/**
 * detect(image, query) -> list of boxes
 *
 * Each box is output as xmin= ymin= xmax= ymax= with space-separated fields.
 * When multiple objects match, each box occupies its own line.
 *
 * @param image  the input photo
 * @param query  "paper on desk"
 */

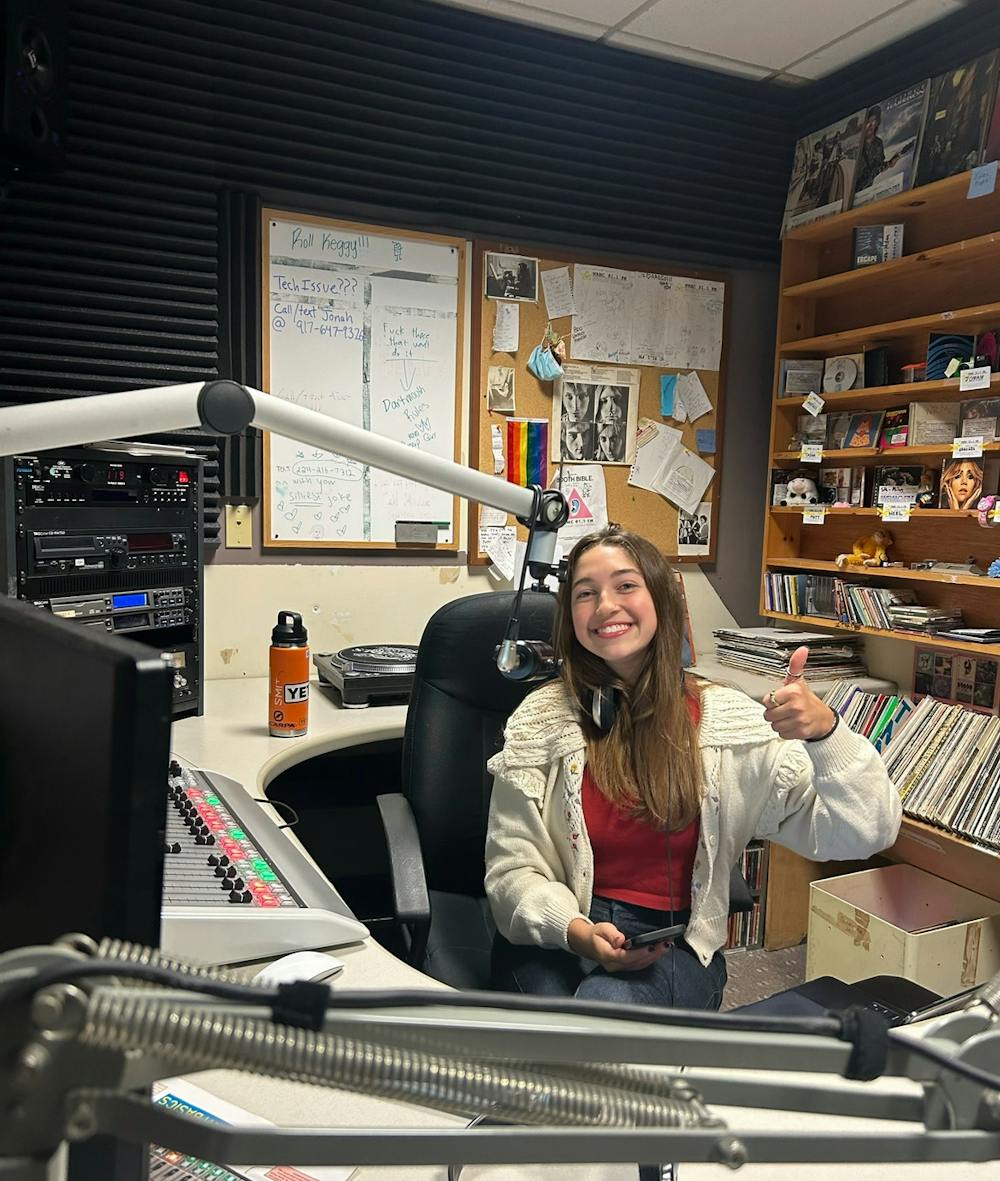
xmin=480 ymin=524 xmax=516 ymax=580
xmin=655 ymin=443 xmax=716 ymax=514
xmin=676 ymin=370 xmax=712 ymax=422
xmin=628 ymin=417 xmax=682 ymax=493
xmin=492 ymin=302 xmax=519 ymax=353
xmin=151 ymin=1078 xmax=356 ymax=1180
xmin=541 ymin=266 xmax=575 ymax=319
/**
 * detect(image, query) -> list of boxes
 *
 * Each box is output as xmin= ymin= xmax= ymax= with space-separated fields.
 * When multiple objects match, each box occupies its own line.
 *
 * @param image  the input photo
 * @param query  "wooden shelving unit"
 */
xmin=761 ymin=170 xmax=1000 ymax=948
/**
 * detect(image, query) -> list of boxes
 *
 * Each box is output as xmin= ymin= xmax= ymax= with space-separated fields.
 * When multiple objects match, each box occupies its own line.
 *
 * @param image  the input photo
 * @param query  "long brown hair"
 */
xmin=555 ymin=527 xmax=702 ymax=829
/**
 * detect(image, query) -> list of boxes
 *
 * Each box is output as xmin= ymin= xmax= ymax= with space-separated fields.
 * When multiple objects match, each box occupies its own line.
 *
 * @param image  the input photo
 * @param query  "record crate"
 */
xmin=806 ymin=863 xmax=1000 ymax=997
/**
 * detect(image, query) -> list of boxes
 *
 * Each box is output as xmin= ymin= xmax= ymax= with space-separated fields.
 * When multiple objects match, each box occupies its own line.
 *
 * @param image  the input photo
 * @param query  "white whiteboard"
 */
xmin=263 ymin=211 xmax=465 ymax=548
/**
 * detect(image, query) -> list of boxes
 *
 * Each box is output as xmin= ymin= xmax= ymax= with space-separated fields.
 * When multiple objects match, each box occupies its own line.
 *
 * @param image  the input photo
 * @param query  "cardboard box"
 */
xmin=806 ymin=864 xmax=1000 ymax=996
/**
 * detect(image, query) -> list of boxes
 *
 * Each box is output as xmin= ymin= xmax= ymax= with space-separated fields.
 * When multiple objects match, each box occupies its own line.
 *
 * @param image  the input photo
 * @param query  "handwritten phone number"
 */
xmin=272 ymin=320 xmax=364 ymax=340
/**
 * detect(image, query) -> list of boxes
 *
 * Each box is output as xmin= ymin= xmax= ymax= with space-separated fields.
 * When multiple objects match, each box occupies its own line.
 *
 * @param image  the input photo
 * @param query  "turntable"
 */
xmin=313 ymin=644 xmax=418 ymax=708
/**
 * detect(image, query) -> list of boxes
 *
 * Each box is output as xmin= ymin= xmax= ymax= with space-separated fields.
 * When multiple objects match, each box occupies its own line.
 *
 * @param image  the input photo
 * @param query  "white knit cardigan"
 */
xmin=484 ymin=679 xmax=902 ymax=966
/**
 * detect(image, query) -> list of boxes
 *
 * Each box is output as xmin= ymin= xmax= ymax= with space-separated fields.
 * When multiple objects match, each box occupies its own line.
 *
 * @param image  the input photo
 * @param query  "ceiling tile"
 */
xmin=621 ymin=0 xmax=911 ymax=71
xmin=509 ymin=0 xmax=651 ymax=24
xmin=605 ymin=30 xmax=773 ymax=78
xmin=787 ymin=0 xmax=966 ymax=78
xmin=428 ymin=0 xmax=608 ymax=38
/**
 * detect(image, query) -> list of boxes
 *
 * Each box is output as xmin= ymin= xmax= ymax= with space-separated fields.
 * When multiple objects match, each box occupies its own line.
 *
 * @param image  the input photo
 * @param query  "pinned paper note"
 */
xmin=557 ymin=464 xmax=608 ymax=546
xmin=479 ymin=525 xmax=516 ymax=581
xmin=655 ymin=444 xmax=715 ymax=515
xmin=660 ymin=373 xmax=678 ymax=418
xmin=487 ymin=365 xmax=515 ymax=411
xmin=540 ymin=267 xmax=575 ymax=319
xmin=676 ymin=371 xmax=712 ymax=422
xmin=493 ymin=302 xmax=519 ymax=353
xmin=628 ymin=417 xmax=682 ymax=493
xmin=480 ymin=506 xmax=507 ymax=528
xmin=491 ymin=424 xmax=504 ymax=473
xmin=802 ymin=507 xmax=826 ymax=524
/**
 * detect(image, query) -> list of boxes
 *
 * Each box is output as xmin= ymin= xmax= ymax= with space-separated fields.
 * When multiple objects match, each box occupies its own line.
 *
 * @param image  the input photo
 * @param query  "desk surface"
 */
xmin=166 ymin=679 xmax=983 ymax=1181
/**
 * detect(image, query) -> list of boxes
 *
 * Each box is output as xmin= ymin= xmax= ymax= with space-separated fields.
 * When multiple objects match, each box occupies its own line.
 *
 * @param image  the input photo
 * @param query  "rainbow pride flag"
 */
xmin=506 ymin=418 xmax=548 ymax=488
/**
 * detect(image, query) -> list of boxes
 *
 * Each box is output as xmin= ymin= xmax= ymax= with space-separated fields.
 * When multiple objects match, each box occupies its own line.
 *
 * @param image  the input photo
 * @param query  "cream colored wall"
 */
xmin=202 ymin=562 xmax=738 ymax=679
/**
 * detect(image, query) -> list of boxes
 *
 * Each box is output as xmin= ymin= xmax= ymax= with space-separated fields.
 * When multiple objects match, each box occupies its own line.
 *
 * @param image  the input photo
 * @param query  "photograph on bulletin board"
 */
xmin=553 ymin=363 xmax=640 ymax=466
xmin=470 ymin=240 xmax=728 ymax=566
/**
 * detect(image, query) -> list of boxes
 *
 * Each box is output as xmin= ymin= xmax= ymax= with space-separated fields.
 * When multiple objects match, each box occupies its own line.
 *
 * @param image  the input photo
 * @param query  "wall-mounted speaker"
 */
xmin=1 ymin=0 xmax=67 ymax=179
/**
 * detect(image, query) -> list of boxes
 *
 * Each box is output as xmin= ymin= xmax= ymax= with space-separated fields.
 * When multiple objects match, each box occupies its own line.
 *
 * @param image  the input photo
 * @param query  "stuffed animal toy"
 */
xmin=835 ymin=529 xmax=895 ymax=568
xmin=781 ymin=474 xmax=820 ymax=506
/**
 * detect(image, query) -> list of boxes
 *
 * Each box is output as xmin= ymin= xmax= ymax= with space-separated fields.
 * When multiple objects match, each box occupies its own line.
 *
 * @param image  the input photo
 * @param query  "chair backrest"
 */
xmin=401 ymin=589 xmax=558 ymax=897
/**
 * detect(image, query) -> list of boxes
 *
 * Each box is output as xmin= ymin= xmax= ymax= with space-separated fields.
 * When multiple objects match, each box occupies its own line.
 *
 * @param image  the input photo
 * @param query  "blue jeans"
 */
xmin=491 ymin=896 xmax=727 ymax=1010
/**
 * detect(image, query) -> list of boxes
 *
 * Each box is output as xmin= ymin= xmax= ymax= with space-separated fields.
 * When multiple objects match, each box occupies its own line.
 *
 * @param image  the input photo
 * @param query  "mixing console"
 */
xmin=161 ymin=762 xmax=368 ymax=964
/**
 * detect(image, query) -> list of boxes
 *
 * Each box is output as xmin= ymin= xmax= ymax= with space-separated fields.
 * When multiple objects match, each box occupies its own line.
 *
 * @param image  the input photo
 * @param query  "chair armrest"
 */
xmin=375 ymin=793 xmax=431 ymax=965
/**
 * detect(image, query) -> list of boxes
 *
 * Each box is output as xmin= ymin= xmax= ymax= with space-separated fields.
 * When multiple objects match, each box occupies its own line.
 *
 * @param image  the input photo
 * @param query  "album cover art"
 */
xmin=959 ymin=396 xmax=1000 ymax=441
xmin=915 ymin=51 xmax=999 ymax=187
xmin=926 ymin=332 xmax=976 ymax=381
xmin=842 ymin=410 xmax=883 ymax=449
xmin=851 ymin=83 xmax=929 ymax=207
xmin=782 ymin=111 xmax=865 ymax=235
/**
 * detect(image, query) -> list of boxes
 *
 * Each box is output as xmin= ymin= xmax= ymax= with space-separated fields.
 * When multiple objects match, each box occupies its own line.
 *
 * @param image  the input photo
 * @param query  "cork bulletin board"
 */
xmin=469 ymin=241 xmax=730 ymax=565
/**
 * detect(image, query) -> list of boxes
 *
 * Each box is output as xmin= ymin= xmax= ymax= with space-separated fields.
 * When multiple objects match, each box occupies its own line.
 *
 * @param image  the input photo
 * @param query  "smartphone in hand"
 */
xmin=622 ymin=922 xmax=686 ymax=950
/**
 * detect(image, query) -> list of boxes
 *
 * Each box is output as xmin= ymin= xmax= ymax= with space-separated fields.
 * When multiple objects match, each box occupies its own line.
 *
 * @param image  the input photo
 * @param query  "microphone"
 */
xmin=495 ymin=639 xmax=561 ymax=683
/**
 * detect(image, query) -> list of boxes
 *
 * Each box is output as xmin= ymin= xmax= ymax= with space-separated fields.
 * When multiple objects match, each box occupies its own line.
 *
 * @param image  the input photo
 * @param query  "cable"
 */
xmin=252 ymin=797 xmax=300 ymax=830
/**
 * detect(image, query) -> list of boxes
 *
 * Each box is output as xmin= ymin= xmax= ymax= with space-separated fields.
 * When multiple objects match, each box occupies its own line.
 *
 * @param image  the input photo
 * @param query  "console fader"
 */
xmin=161 ymin=762 xmax=368 ymax=964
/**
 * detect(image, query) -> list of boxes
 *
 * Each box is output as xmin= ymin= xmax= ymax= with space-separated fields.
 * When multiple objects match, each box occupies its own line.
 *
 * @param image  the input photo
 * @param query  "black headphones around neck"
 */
xmin=590 ymin=685 xmax=618 ymax=732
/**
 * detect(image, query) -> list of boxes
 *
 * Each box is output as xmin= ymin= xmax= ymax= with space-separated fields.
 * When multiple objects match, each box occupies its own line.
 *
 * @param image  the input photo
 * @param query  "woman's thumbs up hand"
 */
xmin=761 ymin=646 xmax=838 ymax=740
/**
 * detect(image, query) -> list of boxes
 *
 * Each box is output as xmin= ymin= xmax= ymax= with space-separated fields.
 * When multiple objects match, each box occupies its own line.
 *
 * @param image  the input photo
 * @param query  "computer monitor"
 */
xmin=0 ymin=596 xmax=174 ymax=953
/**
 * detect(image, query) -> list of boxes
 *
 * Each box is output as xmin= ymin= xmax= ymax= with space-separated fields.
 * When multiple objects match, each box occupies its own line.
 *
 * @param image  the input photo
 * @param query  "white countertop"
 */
xmin=160 ymin=678 xmax=983 ymax=1181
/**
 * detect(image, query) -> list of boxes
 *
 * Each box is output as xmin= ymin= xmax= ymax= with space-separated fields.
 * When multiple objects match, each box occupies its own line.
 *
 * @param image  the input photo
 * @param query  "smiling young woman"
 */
xmin=484 ymin=525 xmax=902 ymax=1011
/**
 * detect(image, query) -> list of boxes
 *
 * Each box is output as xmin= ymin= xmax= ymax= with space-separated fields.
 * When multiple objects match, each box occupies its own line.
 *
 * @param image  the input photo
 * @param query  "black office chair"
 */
xmin=376 ymin=589 xmax=753 ymax=990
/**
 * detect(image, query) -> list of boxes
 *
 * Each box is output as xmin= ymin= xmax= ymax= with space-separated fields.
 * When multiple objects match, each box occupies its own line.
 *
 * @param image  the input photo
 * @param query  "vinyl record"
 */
xmin=823 ymin=356 xmax=859 ymax=393
xmin=333 ymin=644 xmax=418 ymax=674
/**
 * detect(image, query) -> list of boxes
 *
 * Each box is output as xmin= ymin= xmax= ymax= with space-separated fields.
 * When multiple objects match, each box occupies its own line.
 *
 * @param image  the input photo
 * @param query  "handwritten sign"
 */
xmin=952 ymin=435 xmax=984 ymax=458
xmin=880 ymin=503 xmax=911 ymax=523
xmin=800 ymin=443 xmax=823 ymax=463
xmin=266 ymin=215 xmax=462 ymax=545
xmin=802 ymin=391 xmax=825 ymax=416
xmin=960 ymin=365 xmax=991 ymax=391
xmin=802 ymin=507 xmax=826 ymax=524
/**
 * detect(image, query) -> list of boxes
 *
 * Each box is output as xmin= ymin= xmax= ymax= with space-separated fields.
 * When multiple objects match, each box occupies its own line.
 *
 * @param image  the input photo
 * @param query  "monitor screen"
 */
xmin=0 ymin=597 xmax=173 ymax=953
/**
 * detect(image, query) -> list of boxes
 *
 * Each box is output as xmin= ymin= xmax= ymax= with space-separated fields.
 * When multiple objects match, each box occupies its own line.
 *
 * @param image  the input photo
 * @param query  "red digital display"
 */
xmin=178 ymin=470 xmax=190 ymax=484
xmin=127 ymin=533 xmax=173 ymax=552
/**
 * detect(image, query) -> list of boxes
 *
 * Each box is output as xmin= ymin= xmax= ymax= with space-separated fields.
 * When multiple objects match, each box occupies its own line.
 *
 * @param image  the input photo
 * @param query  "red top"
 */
xmin=582 ymin=695 xmax=701 ymax=912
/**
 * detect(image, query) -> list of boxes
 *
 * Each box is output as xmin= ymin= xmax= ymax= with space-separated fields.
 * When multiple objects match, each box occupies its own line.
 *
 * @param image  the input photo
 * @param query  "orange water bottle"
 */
xmin=269 ymin=610 xmax=309 ymax=737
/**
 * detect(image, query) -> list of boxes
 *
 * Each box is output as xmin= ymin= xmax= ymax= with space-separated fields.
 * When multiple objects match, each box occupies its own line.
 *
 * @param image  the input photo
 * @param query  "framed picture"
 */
xmin=842 ymin=410 xmax=884 ymax=449
xmin=484 ymin=252 xmax=539 ymax=302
